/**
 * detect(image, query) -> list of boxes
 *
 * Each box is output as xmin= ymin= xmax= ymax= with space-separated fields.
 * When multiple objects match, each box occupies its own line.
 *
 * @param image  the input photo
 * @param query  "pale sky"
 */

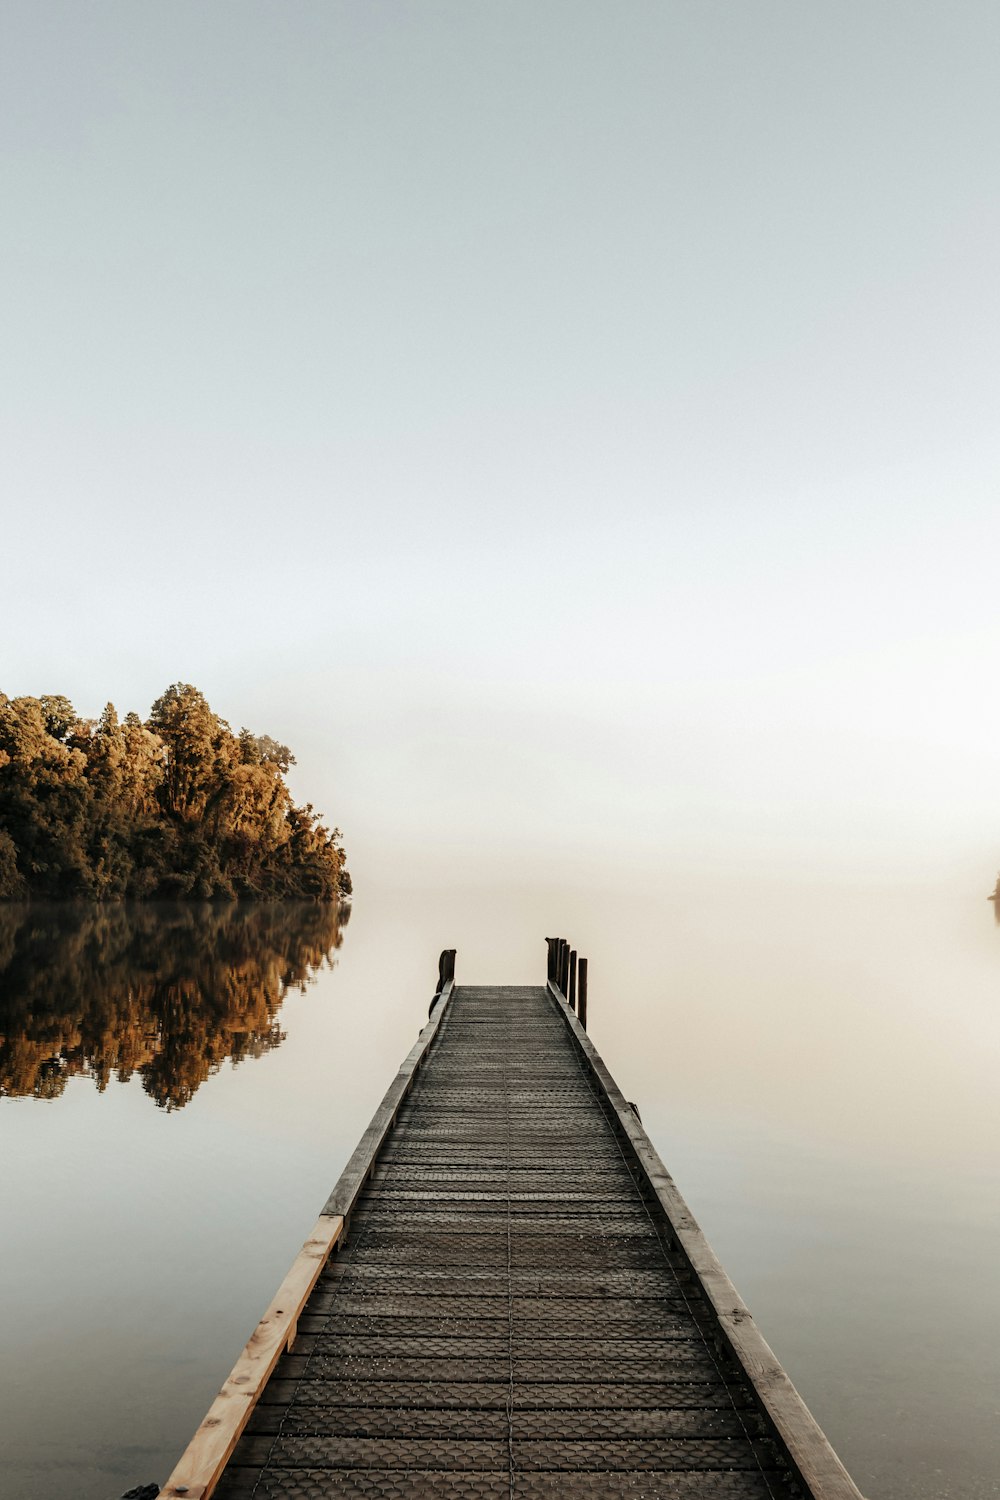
xmin=4 ymin=2 xmax=1000 ymax=891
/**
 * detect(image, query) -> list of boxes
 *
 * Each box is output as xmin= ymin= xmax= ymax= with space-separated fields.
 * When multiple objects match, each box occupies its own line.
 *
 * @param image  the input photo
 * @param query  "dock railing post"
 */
xmin=577 ymin=957 xmax=588 ymax=1029
xmin=568 ymin=949 xmax=577 ymax=1012
xmin=431 ymin=949 xmax=457 ymax=1016
xmin=545 ymin=937 xmax=557 ymax=982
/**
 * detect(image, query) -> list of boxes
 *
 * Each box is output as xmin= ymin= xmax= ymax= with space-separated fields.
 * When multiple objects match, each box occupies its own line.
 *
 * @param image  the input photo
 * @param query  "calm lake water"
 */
xmin=1 ymin=880 xmax=999 ymax=1499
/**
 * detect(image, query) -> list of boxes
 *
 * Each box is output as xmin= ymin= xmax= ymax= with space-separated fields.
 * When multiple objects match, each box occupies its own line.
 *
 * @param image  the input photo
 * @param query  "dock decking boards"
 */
xmin=200 ymin=983 xmax=848 ymax=1499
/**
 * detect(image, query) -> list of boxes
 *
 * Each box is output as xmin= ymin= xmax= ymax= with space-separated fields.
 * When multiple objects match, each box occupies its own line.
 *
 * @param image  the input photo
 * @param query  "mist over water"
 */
xmin=1 ymin=881 xmax=998 ymax=1498
xmin=5 ymin=4 xmax=1000 ymax=1496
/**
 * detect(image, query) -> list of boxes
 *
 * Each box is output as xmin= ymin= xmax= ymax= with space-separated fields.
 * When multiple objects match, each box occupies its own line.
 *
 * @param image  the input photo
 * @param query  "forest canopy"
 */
xmin=0 ymin=684 xmax=351 ymax=901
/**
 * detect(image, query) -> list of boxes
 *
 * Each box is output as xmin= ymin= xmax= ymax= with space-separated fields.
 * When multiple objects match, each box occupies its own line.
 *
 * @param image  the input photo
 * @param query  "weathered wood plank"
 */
xmin=159 ymin=1214 xmax=343 ymax=1500
xmin=213 ymin=1468 xmax=796 ymax=1499
xmin=163 ymin=978 xmax=864 ymax=1500
xmin=546 ymin=977 xmax=865 ymax=1500
xmin=321 ymin=978 xmax=455 ymax=1219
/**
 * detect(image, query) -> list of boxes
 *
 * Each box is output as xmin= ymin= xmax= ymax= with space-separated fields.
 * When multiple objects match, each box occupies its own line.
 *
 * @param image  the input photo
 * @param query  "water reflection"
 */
xmin=0 ymin=902 xmax=348 ymax=1109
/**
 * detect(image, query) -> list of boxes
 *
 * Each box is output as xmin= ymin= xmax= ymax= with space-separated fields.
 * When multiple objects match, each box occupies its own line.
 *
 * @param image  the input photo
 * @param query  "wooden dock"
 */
xmin=161 ymin=942 xmax=864 ymax=1499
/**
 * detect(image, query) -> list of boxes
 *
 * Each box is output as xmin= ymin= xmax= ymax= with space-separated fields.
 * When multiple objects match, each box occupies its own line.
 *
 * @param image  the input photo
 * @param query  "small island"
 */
xmin=0 ymin=683 xmax=350 ymax=901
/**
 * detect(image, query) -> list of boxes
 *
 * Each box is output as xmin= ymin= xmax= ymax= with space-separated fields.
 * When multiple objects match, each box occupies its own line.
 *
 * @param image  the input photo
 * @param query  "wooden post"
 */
xmin=433 ymin=949 xmax=456 ymax=1013
xmin=560 ymin=940 xmax=569 ymax=994
xmin=568 ymin=950 xmax=577 ymax=1012
xmin=577 ymin=958 xmax=588 ymax=1030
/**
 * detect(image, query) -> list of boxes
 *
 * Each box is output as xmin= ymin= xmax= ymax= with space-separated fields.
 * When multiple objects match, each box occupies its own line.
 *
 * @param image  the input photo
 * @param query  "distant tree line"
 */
xmin=0 ymin=684 xmax=351 ymax=901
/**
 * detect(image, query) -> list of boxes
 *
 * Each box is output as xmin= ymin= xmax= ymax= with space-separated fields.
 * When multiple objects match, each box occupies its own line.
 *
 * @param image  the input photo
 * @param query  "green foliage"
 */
xmin=0 ymin=685 xmax=350 ymax=901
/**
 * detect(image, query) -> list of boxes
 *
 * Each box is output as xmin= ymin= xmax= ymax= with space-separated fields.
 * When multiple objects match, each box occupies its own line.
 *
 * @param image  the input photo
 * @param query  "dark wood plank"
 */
xmin=163 ymin=981 xmax=862 ymax=1500
xmin=321 ymin=979 xmax=455 ymax=1219
xmin=546 ymin=976 xmax=864 ymax=1500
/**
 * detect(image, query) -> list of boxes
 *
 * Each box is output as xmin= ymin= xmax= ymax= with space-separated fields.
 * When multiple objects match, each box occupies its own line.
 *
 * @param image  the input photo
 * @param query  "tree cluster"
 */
xmin=0 ymin=900 xmax=347 ymax=1108
xmin=0 ymin=684 xmax=351 ymax=901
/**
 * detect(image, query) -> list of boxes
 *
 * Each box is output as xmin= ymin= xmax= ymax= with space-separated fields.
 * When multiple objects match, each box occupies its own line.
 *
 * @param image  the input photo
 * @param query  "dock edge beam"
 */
xmin=159 ymin=976 xmax=457 ymax=1500
xmin=545 ymin=974 xmax=866 ymax=1500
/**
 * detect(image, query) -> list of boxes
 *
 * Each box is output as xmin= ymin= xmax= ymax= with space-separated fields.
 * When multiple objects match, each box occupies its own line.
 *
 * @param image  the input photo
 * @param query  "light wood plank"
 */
xmin=159 ymin=1214 xmax=343 ymax=1500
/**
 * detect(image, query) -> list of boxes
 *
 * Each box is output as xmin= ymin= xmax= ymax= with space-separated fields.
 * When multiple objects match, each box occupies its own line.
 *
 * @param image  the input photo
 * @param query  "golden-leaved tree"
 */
xmin=0 ymin=684 xmax=350 ymax=900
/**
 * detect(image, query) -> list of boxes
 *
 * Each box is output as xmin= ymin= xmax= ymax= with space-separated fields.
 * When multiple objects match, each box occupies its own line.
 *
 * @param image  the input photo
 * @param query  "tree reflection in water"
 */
xmin=0 ymin=901 xmax=348 ymax=1108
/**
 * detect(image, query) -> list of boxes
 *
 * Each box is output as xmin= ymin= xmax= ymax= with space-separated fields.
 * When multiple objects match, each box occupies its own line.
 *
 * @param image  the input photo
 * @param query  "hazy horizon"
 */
xmin=5 ymin=2 xmax=1000 ymax=895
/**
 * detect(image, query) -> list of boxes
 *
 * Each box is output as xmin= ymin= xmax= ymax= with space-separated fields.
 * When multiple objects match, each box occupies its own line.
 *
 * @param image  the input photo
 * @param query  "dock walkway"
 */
xmin=162 ymin=962 xmax=863 ymax=1499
